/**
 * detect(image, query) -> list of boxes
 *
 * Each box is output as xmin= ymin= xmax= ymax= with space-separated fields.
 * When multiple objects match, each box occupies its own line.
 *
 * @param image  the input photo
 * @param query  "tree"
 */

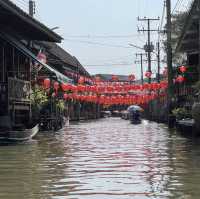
xmin=162 ymin=12 xmax=187 ymax=66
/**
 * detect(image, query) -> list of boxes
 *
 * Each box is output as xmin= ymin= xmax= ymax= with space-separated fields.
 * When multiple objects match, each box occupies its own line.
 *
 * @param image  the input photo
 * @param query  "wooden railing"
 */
xmin=174 ymin=85 xmax=194 ymax=96
xmin=7 ymin=71 xmax=30 ymax=81
xmin=8 ymin=77 xmax=31 ymax=102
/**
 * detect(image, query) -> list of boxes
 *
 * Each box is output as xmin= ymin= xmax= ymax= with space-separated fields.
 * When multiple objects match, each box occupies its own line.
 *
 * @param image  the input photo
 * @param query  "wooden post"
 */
xmin=166 ymin=0 xmax=174 ymax=126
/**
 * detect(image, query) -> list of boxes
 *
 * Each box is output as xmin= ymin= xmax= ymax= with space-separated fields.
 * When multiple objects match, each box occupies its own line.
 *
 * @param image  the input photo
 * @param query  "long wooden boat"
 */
xmin=130 ymin=119 xmax=142 ymax=124
xmin=0 ymin=124 xmax=39 ymax=142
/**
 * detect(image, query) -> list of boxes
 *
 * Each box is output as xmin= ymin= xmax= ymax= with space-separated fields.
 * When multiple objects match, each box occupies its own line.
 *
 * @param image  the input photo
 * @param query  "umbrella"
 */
xmin=127 ymin=105 xmax=144 ymax=112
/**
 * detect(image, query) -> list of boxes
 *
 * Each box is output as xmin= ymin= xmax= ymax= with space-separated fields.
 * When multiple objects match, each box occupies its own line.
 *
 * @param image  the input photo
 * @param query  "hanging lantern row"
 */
xmin=44 ymin=80 xmax=168 ymax=94
xmin=64 ymin=71 xmax=138 ymax=85
xmin=64 ymin=71 xmax=93 ymax=84
xmin=61 ymin=92 xmax=167 ymax=106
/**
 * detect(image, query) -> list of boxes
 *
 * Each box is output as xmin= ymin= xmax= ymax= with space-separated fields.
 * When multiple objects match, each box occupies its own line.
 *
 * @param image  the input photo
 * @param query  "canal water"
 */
xmin=0 ymin=118 xmax=200 ymax=199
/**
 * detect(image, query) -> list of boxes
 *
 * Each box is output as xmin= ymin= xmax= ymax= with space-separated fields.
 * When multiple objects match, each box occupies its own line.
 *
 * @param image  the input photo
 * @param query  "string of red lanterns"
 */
xmin=42 ymin=77 xmax=169 ymax=106
xmin=43 ymin=79 xmax=168 ymax=94
xmin=61 ymin=92 xmax=167 ymax=106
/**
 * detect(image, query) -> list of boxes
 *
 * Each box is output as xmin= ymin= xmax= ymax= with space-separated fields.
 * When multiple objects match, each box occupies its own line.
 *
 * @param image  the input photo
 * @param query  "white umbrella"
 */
xmin=127 ymin=105 xmax=143 ymax=112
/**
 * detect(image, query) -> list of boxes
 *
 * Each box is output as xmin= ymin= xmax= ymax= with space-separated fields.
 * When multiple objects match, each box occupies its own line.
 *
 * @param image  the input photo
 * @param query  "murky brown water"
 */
xmin=0 ymin=118 xmax=200 ymax=199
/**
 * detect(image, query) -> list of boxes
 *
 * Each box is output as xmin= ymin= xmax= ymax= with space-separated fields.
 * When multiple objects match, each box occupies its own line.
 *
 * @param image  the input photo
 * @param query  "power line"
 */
xmin=159 ymin=0 xmax=166 ymax=33
xmin=64 ymin=39 xmax=134 ymax=49
xmin=172 ymin=0 xmax=182 ymax=14
xmin=11 ymin=0 xmax=28 ymax=10
xmin=65 ymin=34 xmax=145 ymax=39
xmin=65 ymin=33 xmax=158 ymax=39
xmin=84 ymin=63 xmax=135 ymax=67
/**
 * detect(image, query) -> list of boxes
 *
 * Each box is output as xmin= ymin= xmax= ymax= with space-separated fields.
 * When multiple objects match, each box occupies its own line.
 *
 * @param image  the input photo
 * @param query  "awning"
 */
xmin=0 ymin=32 xmax=73 ymax=84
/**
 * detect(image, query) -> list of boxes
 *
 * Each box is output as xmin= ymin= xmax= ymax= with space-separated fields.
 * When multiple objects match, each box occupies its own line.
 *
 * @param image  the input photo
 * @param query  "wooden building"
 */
xmin=176 ymin=0 xmax=200 ymax=83
xmin=33 ymin=41 xmax=90 ymax=83
xmin=0 ymin=0 xmax=65 ymax=129
xmin=174 ymin=0 xmax=200 ymax=108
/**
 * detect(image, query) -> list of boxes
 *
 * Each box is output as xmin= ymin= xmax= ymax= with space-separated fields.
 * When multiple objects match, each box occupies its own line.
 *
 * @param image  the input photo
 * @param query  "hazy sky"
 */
xmin=13 ymin=0 xmax=191 ymax=78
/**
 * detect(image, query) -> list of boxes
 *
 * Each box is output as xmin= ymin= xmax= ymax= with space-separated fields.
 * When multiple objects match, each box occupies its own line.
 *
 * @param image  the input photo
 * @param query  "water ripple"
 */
xmin=0 ymin=118 xmax=200 ymax=199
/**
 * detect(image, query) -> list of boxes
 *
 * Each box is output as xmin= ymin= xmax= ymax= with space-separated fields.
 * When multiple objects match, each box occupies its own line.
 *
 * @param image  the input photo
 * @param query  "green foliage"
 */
xmin=193 ymin=81 xmax=200 ymax=91
xmin=162 ymin=12 xmax=187 ymax=65
xmin=31 ymin=85 xmax=48 ymax=109
xmin=55 ymin=100 xmax=65 ymax=111
xmin=192 ymin=102 xmax=200 ymax=122
xmin=172 ymin=107 xmax=191 ymax=120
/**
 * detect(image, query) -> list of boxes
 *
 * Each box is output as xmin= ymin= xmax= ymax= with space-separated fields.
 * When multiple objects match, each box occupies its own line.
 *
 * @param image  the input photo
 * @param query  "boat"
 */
xmin=121 ymin=110 xmax=129 ymax=120
xmin=0 ymin=124 xmax=39 ymax=142
xmin=101 ymin=111 xmax=112 ymax=118
xmin=127 ymin=105 xmax=143 ymax=124
xmin=40 ymin=115 xmax=69 ymax=131
xmin=130 ymin=117 xmax=141 ymax=124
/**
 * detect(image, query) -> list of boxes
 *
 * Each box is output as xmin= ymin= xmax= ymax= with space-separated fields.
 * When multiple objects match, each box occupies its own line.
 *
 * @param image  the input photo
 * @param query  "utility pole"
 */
xmin=29 ymin=0 xmax=35 ymax=17
xmin=135 ymin=53 xmax=146 ymax=85
xmin=166 ymin=0 xmax=174 ymax=122
xmin=28 ymin=0 xmax=35 ymax=123
xmin=138 ymin=17 xmax=160 ymax=83
xmin=157 ymin=42 xmax=161 ymax=83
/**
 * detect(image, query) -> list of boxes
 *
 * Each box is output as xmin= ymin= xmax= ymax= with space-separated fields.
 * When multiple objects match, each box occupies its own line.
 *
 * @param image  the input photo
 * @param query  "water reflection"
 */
xmin=0 ymin=118 xmax=200 ymax=198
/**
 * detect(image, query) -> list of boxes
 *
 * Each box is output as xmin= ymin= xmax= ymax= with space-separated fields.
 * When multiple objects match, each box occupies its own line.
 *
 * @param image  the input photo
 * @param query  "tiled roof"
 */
xmin=37 ymin=41 xmax=90 ymax=76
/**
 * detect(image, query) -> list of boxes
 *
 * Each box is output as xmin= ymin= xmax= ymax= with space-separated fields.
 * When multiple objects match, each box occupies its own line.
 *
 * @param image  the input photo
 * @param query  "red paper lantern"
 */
xmin=128 ymin=74 xmax=135 ymax=81
xmin=145 ymin=71 xmax=152 ymax=78
xmin=112 ymin=75 xmax=119 ymax=81
xmin=43 ymin=78 xmax=50 ymax=89
xmin=37 ymin=51 xmax=47 ymax=64
xmin=61 ymin=83 xmax=70 ymax=91
xmin=176 ymin=75 xmax=185 ymax=83
xmin=179 ymin=66 xmax=187 ymax=73
xmin=63 ymin=93 xmax=68 ymax=100
xmin=78 ymin=76 xmax=85 ymax=84
xmin=53 ymin=82 xmax=59 ymax=91
xmin=95 ymin=76 xmax=101 ymax=83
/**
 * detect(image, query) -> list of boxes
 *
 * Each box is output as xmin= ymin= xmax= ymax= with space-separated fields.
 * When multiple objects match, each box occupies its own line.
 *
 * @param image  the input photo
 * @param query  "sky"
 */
xmin=13 ymin=0 xmax=192 ymax=78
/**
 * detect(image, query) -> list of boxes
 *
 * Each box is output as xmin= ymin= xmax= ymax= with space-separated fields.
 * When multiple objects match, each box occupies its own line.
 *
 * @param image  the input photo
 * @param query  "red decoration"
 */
xmin=145 ymin=71 xmax=152 ymax=78
xmin=61 ymin=83 xmax=70 ymax=91
xmin=53 ymin=82 xmax=59 ymax=91
xmin=43 ymin=78 xmax=50 ymax=89
xmin=176 ymin=75 xmax=185 ymax=83
xmin=179 ymin=66 xmax=187 ymax=73
xmin=112 ymin=75 xmax=119 ymax=81
xmin=37 ymin=51 xmax=47 ymax=64
xmin=128 ymin=74 xmax=135 ymax=81
xmin=95 ymin=76 xmax=101 ymax=83
xmin=63 ymin=93 xmax=68 ymax=100
xmin=78 ymin=76 xmax=85 ymax=84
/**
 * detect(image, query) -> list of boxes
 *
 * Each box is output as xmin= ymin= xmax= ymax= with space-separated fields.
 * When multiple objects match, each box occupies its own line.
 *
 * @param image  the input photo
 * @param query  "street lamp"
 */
xmin=51 ymin=27 xmax=59 ymax=31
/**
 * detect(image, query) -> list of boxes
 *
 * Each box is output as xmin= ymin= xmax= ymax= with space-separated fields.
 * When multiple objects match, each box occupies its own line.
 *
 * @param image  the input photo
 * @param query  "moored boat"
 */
xmin=0 ymin=124 xmax=39 ymax=142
